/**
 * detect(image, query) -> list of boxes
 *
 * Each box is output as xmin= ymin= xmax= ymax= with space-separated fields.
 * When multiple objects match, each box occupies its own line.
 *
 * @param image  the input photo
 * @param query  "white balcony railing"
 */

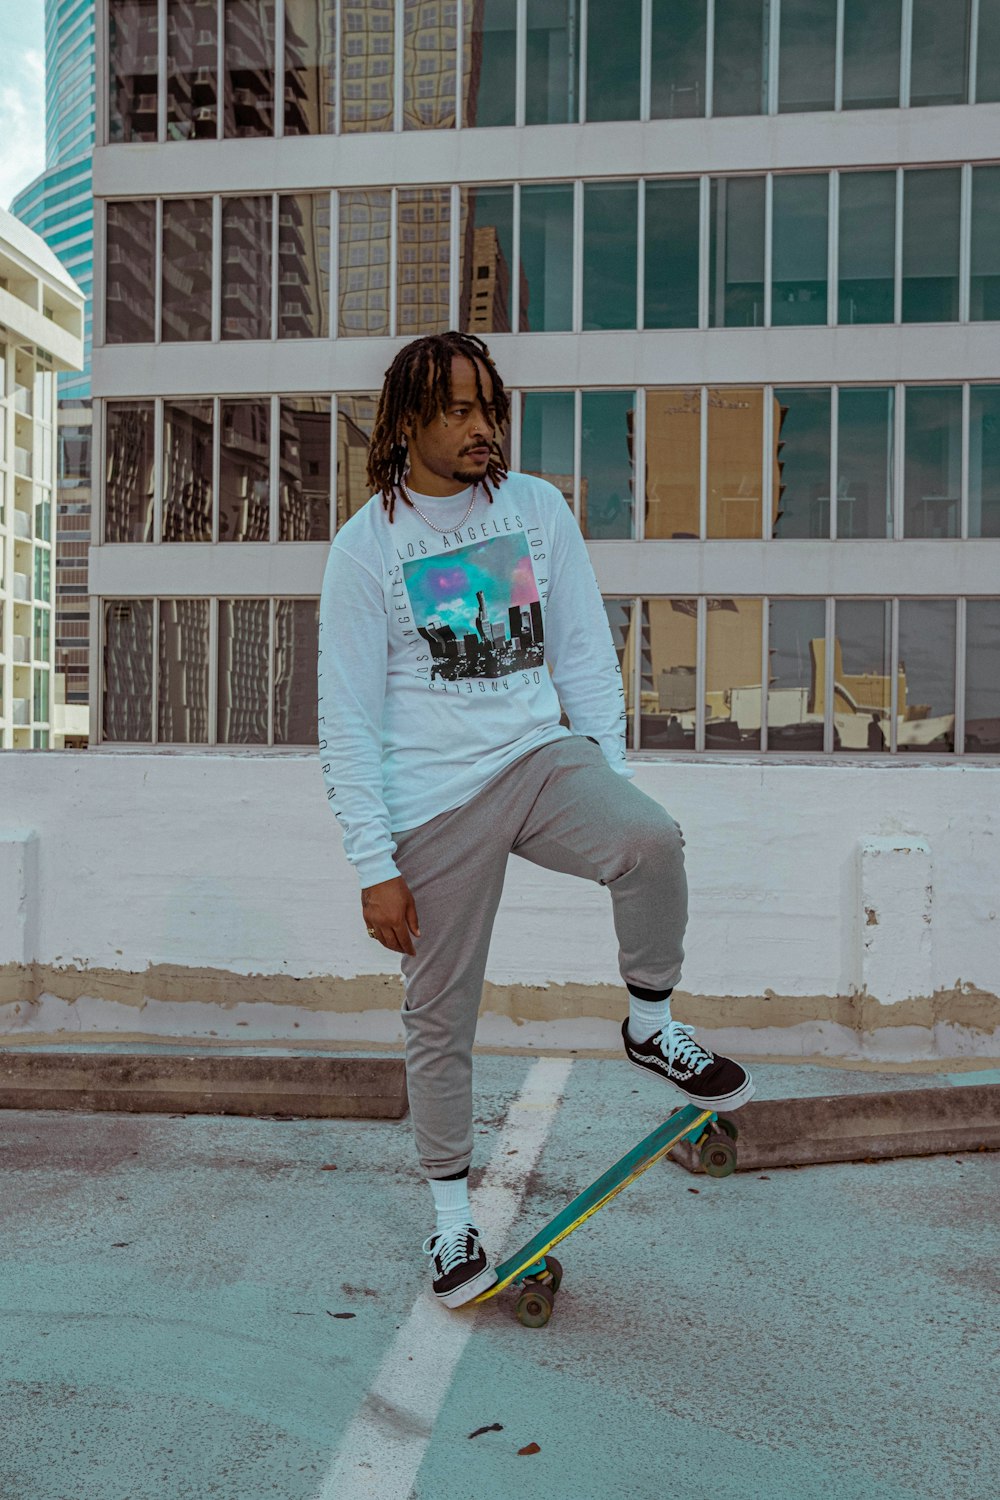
xmin=12 ymin=572 xmax=30 ymax=602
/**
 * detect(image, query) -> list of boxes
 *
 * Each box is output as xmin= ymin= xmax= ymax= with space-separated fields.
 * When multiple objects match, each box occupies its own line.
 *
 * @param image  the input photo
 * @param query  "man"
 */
xmin=317 ymin=331 xmax=754 ymax=1309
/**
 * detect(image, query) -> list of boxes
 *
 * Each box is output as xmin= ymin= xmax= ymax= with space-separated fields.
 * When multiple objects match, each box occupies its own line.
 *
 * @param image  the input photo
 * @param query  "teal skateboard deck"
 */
xmin=476 ymin=1102 xmax=738 ymax=1325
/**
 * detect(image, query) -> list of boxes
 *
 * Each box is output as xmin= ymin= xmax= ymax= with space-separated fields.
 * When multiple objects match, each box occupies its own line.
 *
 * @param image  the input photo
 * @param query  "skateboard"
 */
xmin=474 ymin=1102 xmax=738 ymax=1326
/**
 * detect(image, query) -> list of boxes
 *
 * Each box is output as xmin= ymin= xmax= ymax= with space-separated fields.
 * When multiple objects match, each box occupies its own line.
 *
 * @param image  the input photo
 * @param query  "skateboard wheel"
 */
xmin=516 ymin=1283 xmax=554 ymax=1328
xmin=716 ymin=1116 xmax=739 ymax=1143
xmin=700 ymin=1135 xmax=737 ymax=1177
xmin=545 ymin=1255 xmax=563 ymax=1294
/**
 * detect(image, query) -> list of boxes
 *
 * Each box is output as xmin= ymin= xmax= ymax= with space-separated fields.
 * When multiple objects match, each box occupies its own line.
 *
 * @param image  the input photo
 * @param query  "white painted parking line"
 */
xmin=316 ymin=1056 xmax=574 ymax=1500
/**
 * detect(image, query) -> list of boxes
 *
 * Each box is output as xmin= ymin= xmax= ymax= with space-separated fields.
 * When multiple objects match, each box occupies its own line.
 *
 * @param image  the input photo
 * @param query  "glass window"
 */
xmin=337 ymin=393 xmax=379 ymax=526
xmin=158 ymin=598 xmax=210 ymax=743
xmin=338 ymin=191 xmax=391 ymax=337
xmin=163 ymin=400 xmax=213 ymax=541
xmin=767 ymin=599 xmax=826 ymax=750
xmin=108 ymin=0 xmax=158 ymax=143
xmin=977 ymin=0 xmax=1000 ymax=102
xmin=586 ymin=0 xmax=641 ymax=122
xmin=583 ymin=182 xmax=638 ymax=331
xmin=842 ymin=0 xmax=901 ymax=109
xmin=521 ymin=390 xmax=574 ymax=507
xmin=837 ymin=388 xmax=894 ymax=539
xmin=607 ymin=598 xmax=636 ymax=747
xmin=279 ymin=193 xmax=331 ymax=338
xmin=341 ymin=0 xmax=394 ymax=131
xmin=902 ymin=169 xmax=961 ymax=323
xmin=33 ymin=666 xmax=50 ymax=726
xmin=778 ymin=0 xmax=836 ymax=113
xmin=838 ymin=171 xmax=895 ymax=325
xmin=645 ymin=388 xmax=701 ymax=539
xmin=219 ymin=400 xmax=270 ymax=541
xmin=831 ymin=600 xmax=892 ymax=752
xmin=772 ymin=389 xmax=831 ymax=539
xmin=33 ymin=606 xmax=51 ymax=663
xmin=279 ymin=397 xmax=332 ymax=540
xmin=650 ymin=0 xmax=706 ymax=119
xmin=971 ymin=167 xmax=1000 ymax=322
xmin=644 ymin=179 xmax=700 ymax=329
xmin=459 ymin=186 xmax=515 ymax=333
xmin=965 ymin=600 xmax=1000 ymax=752
xmin=283 ymin=0 xmax=335 ymax=135
xmin=526 ymin=0 xmax=579 ymax=124
xmin=219 ymin=598 xmax=270 ymax=742
xmin=712 ymin=0 xmax=769 ymax=117
xmin=641 ymin=600 xmax=697 ymax=749
xmin=709 ymin=177 xmax=765 ymax=328
xmin=221 ymin=196 xmax=272 ymax=340
xmin=403 ymin=0 xmax=458 ymax=130
xmin=105 ymin=402 xmax=154 ymax=542
xmin=103 ymin=599 xmax=153 ymax=741
xmin=706 ymin=388 xmax=763 ymax=538
xmin=464 ymin=0 xmax=516 ymax=126
xmin=60 ymin=423 xmax=92 ymax=487
xmin=705 ymin=598 xmax=762 ymax=750
xmin=396 ymin=187 xmax=451 ymax=337
xmin=580 ymin=391 xmax=635 ymax=539
xmin=223 ymin=0 xmax=275 ymax=136
xmin=969 ymin=387 xmax=1000 ymax=539
xmin=166 ymin=0 xmax=217 ymax=140
xmin=162 ymin=198 xmax=213 ymax=342
xmin=910 ymin=0 xmax=971 ymax=107
xmin=904 ymin=386 xmax=962 ymax=539
xmin=519 ymin=183 xmax=574 ymax=332
xmin=274 ymin=599 xmax=320 ymax=744
xmin=771 ymin=174 xmax=828 ymax=326
xmin=105 ymin=200 xmax=156 ymax=344
xmin=897 ymin=601 xmax=956 ymax=753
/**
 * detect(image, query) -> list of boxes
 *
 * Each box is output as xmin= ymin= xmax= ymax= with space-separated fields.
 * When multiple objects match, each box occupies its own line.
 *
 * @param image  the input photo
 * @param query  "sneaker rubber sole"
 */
xmin=625 ymin=1054 xmax=757 ymax=1112
xmin=435 ymin=1262 xmax=498 ymax=1308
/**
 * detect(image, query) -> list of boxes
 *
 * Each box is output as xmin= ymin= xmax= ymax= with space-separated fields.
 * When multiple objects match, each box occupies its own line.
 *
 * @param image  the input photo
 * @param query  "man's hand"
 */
xmin=361 ymin=875 xmax=421 ymax=956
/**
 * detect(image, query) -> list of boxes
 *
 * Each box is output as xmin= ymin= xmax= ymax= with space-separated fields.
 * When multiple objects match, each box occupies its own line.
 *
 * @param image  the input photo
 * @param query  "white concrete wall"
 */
xmin=0 ymin=751 xmax=997 ymax=1061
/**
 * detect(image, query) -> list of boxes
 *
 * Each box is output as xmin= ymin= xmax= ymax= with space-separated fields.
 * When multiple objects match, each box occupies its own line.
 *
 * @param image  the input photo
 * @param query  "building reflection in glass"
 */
xmin=830 ymin=600 xmax=893 ymax=752
xmin=705 ymin=598 xmax=762 ymax=750
xmin=465 ymin=0 xmax=516 ymax=126
xmin=108 ymin=0 xmax=159 ymax=142
xmin=105 ymin=200 xmax=156 ymax=343
xmin=162 ymin=198 xmax=213 ymax=341
xmin=274 ymin=598 xmax=320 ymax=743
xmin=337 ymin=393 xmax=379 ymax=527
xmin=338 ymin=191 xmax=391 ymax=336
xmin=341 ymin=0 xmax=395 ymax=132
xmin=767 ymin=598 xmax=825 ymax=750
xmin=772 ymin=389 xmax=831 ymax=538
xmin=219 ymin=400 xmax=270 ymax=541
xmin=706 ymin=387 xmax=767 ymax=539
xmin=218 ymin=597 xmax=270 ymax=742
xmin=167 ymin=0 xmax=219 ymax=139
xmin=279 ymin=193 xmax=331 ymax=337
xmin=105 ymin=402 xmax=155 ymax=542
xmin=645 ymin=388 xmax=699 ymax=539
xmin=397 ymin=187 xmax=451 ymax=336
xmin=279 ymin=398 xmax=332 ymax=540
xmin=223 ymin=0 xmax=275 ymax=137
xmin=581 ymin=390 xmax=634 ymax=539
xmin=222 ymin=196 xmax=272 ymax=339
xmin=459 ymin=186 xmax=519 ymax=333
xmin=966 ymin=599 xmax=1000 ymax=753
xmin=521 ymin=390 xmax=574 ymax=509
xmin=103 ymin=598 xmax=153 ymax=741
xmin=639 ymin=600 xmax=697 ymax=750
xmin=162 ymin=400 xmax=213 ymax=541
xmin=897 ymin=600 xmax=956 ymax=752
xmin=158 ymin=598 xmax=210 ymax=742
xmin=283 ymin=0 xmax=336 ymax=134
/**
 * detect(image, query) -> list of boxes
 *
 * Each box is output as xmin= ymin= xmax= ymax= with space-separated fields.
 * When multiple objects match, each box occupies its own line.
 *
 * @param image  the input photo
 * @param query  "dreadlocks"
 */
xmin=367 ymin=331 xmax=511 ymax=522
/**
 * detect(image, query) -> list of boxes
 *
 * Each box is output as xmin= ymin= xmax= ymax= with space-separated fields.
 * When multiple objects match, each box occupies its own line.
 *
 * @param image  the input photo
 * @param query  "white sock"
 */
xmin=428 ymin=1175 xmax=472 ymax=1236
xmin=627 ymin=992 xmax=672 ymax=1043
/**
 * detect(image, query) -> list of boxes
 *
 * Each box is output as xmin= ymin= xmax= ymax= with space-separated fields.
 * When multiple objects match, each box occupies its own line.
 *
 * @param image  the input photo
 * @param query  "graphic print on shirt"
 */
xmin=401 ymin=530 xmax=544 ymax=682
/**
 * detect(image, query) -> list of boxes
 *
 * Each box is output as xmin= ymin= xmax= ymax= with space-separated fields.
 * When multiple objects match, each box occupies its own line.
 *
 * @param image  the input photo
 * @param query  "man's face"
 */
xmin=402 ymin=354 xmax=499 ymax=493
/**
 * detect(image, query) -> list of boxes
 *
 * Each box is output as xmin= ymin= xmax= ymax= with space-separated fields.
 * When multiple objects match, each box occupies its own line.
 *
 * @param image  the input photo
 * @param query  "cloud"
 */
xmin=1 ymin=48 xmax=47 ymax=213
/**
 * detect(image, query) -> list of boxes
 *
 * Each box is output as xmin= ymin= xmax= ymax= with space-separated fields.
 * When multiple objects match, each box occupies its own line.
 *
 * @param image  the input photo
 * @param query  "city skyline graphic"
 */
xmin=403 ymin=532 xmax=546 ymax=682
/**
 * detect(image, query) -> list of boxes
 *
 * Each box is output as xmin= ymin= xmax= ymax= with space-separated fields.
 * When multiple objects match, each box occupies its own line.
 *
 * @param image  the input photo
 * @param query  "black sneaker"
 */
xmin=622 ymin=1018 xmax=755 ymax=1110
xmin=421 ymin=1222 xmax=498 ymax=1308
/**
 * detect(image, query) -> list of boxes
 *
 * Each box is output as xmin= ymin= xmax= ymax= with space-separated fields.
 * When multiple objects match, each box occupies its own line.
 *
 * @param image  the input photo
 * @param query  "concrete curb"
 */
xmin=0 ymin=1051 xmax=408 ymax=1120
xmin=670 ymin=1084 xmax=1000 ymax=1172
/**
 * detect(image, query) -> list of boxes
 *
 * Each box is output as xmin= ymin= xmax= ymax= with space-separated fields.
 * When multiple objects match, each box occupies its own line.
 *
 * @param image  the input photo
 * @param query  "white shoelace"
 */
xmin=422 ymin=1221 xmax=479 ymax=1273
xmin=652 ymin=1021 xmax=713 ymax=1075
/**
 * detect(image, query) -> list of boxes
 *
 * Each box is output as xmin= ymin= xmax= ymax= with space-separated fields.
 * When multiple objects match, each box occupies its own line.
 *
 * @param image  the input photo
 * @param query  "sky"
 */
xmin=0 ymin=0 xmax=47 ymax=211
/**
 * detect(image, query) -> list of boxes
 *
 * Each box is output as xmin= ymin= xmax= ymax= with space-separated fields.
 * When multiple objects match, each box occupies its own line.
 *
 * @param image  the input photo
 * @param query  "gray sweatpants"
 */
xmin=392 ymin=735 xmax=688 ymax=1178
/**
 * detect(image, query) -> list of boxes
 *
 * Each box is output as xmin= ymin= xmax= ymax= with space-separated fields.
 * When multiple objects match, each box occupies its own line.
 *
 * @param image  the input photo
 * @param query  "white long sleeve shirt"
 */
xmin=317 ymin=470 xmax=633 ymax=888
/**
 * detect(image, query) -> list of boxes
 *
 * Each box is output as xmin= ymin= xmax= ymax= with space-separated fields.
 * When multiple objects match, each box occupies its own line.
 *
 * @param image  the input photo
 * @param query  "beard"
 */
xmin=452 ymin=457 xmax=490 ymax=484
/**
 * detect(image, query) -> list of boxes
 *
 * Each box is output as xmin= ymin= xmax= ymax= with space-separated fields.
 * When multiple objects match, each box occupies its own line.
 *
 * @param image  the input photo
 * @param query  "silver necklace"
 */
xmin=401 ymin=477 xmax=478 ymax=532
